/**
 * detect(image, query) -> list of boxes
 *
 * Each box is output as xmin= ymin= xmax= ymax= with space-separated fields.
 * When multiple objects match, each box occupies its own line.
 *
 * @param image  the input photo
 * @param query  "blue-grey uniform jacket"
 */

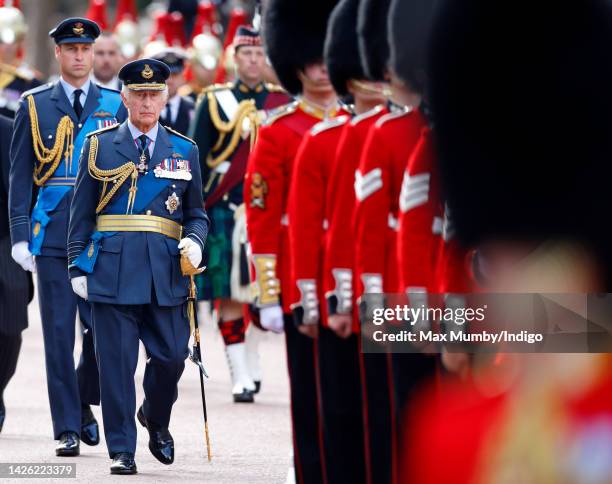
xmin=8 ymin=81 xmax=127 ymax=256
xmin=67 ymin=121 xmax=209 ymax=307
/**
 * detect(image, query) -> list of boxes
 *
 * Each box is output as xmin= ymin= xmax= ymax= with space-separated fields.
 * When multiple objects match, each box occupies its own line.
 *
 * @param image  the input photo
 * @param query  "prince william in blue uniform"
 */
xmin=8 ymin=17 xmax=126 ymax=457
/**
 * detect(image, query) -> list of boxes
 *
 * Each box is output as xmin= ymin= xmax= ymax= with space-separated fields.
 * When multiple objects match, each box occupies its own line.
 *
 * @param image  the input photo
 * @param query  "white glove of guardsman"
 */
xmin=71 ymin=276 xmax=88 ymax=300
xmin=260 ymin=304 xmax=285 ymax=333
xmin=11 ymin=241 xmax=36 ymax=273
xmin=178 ymin=237 xmax=202 ymax=268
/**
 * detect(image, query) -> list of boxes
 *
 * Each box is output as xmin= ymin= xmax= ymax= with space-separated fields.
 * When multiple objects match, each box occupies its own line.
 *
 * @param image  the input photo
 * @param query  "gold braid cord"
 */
xmin=87 ymin=135 xmax=139 ymax=214
xmin=28 ymin=95 xmax=75 ymax=186
xmin=206 ymin=91 xmax=260 ymax=170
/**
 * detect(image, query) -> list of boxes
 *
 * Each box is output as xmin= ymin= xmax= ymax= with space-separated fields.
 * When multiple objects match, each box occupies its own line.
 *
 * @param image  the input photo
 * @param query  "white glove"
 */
xmin=11 ymin=241 xmax=36 ymax=273
xmin=260 ymin=305 xmax=284 ymax=334
xmin=178 ymin=237 xmax=202 ymax=268
xmin=71 ymin=276 xmax=88 ymax=300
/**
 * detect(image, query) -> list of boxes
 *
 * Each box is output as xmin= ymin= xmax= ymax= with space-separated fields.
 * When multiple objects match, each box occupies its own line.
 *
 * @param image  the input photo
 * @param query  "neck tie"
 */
xmin=73 ymin=89 xmax=83 ymax=119
xmin=137 ymin=134 xmax=150 ymax=174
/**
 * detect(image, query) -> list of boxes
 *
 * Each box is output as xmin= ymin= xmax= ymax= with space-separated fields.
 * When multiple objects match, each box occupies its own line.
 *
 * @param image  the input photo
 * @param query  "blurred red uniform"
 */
xmin=322 ymin=105 xmax=388 ymax=327
xmin=353 ymin=106 xmax=428 ymax=298
xmin=288 ymin=115 xmax=350 ymax=325
xmin=397 ymin=127 xmax=444 ymax=295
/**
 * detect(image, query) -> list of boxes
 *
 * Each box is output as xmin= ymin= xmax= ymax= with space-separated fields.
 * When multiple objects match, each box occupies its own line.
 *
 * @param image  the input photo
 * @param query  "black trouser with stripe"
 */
xmin=318 ymin=327 xmax=366 ymax=484
xmin=284 ymin=315 xmax=324 ymax=484
xmin=360 ymin=352 xmax=394 ymax=484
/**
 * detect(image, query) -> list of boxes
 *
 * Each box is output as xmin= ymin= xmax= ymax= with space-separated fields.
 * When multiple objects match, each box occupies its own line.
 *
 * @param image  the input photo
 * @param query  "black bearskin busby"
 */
xmin=357 ymin=0 xmax=391 ymax=81
xmin=324 ymin=0 xmax=366 ymax=97
xmin=429 ymin=0 xmax=612 ymax=285
xmin=388 ymin=0 xmax=438 ymax=92
xmin=263 ymin=0 xmax=338 ymax=95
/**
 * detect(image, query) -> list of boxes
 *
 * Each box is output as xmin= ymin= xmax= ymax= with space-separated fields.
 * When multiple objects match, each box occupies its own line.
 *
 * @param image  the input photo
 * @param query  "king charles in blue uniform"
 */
xmin=68 ymin=58 xmax=209 ymax=475
xmin=8 ymin=17 xmax=126 ymax=457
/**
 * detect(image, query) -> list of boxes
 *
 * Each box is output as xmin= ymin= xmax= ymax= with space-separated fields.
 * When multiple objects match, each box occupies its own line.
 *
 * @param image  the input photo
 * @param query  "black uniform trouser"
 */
xmin=284 ymin=315 xmax=324 ymax=484
xmin=0 ymin=333 xmax=22 ymax=405
xmin=318 ymin=327 xmax=365 ymax=484
xmin=360 ymin=352 xmax=394 ymax=484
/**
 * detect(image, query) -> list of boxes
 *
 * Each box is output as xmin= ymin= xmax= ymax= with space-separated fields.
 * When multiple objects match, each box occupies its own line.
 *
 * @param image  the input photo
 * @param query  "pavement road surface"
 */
xmin=0 ymin=296 xmax=292 ymax=483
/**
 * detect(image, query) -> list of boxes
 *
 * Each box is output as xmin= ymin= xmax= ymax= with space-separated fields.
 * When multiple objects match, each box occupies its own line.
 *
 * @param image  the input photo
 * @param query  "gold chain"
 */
xmin=28 ymin=95 xmax=75 ymax=186
xmin=87 ymin=135 xmax=139 ymax=214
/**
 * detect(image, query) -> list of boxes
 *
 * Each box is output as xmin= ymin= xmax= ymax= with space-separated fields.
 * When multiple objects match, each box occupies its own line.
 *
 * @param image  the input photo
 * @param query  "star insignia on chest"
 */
xmin=137 ymin=154 xmax=148 ymax=174
xmin=165 ymin=192 xmax=180 ymax=214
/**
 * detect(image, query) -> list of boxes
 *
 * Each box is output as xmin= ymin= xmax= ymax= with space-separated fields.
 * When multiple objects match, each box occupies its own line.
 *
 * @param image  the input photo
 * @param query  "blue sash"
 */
xmin=73 ymin=130 xmax=193 ymax=273
xmin=30 ymin=89 xmax=122 ymax=254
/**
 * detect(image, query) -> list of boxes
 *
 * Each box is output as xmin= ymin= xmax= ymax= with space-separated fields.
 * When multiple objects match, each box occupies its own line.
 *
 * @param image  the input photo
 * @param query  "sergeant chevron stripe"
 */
xmin=354 ymin=168 xmax=383 ymax=201
xmin=399 ymin=172 xmax=430 ymax=213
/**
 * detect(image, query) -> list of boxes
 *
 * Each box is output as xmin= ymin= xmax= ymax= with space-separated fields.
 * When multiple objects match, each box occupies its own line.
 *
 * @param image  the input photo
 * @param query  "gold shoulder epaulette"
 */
xmin=86 ymin=122 xmax=120 ymax=138
xmin=164 ymin=125 xmax=196 ymax=145
xmin=311 ymin=115 xmax=349 ymax=136
xmin=264 ymin=83 xmax=287 ymax=94
xmin=197 ymin=82 xmax=233 ymax=105
xmin=202 ymin=82 xmax=234 ymax=95
xmin=264 ymin=101 xmax=298 ymax=126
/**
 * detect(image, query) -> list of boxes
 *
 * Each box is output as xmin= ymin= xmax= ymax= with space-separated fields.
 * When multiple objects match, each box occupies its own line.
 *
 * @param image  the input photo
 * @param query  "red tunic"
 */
xmin=322 ymin=106 xmax=388 ymax=333
xmin=434 ymin=209 xmax=475 ymax=294
xmin=353 ymin=107 xmax=428 ymax=299
xmin=287 ymin=115 xmax=350 ymax=327
xmin=244 ymin=100 xmax=344 ymax=314
xmin=397 ymin=127 xmax=444 ymax=294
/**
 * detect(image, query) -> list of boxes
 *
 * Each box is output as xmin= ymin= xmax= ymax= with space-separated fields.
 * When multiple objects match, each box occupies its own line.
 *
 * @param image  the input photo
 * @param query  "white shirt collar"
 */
xmin=127 ymin=119 xmax=159 ymax=143
xmin=91 ymin=75 xmax=120 ymax=91
xmin=127 ymin=120 xmax=159 ymax=157
xmin=163 ymin=94 xmax=182 ymax=124
xmin=168 ymin=94 xmax=181 ymax=109
xmin=59 ymin=77 xmax=91 ymax=103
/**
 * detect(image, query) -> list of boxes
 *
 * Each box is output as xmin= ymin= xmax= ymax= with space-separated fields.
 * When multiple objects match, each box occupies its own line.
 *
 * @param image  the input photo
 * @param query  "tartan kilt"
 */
xmin=196 ymin=203 xmax=250 ymax=302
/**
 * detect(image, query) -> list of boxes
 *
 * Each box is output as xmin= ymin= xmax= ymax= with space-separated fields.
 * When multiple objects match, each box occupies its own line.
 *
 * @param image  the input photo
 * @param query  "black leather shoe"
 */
xmin=0 ymin=397 xmax=5 ymax=433
xmin=110 ymin=452 xmax=137 ymax=475
xmin=233 ymin=388 xmax=255 ymax=403
xmin=81 ymin=405 xmax=100 ymax=446
xmin=56 ymin=431 xmax=80 ymax=457
xmin=254 ymin=380 xmax=262 ymax=394
xmin=137 ymin=406 xmax=174 ymax=465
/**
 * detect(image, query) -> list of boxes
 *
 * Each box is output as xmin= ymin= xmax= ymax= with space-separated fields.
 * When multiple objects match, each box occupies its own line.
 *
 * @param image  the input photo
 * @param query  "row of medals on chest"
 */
xmin=135 ymin=151 xmax=181 ymax=215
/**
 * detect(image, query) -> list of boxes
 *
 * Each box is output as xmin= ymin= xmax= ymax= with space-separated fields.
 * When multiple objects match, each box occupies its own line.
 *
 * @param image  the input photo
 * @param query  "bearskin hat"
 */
xmin=429 ymin=0 xmax=612 ymax=284
xmin=357 ymin=0 xmax=391 ymax=81
xmin=388 ymin=0 xmax=438 ymax=92
xmin=263 ymin=0 xmax=338 ymax=95
xmin=324 ymin=0 xmax=365 ymax=97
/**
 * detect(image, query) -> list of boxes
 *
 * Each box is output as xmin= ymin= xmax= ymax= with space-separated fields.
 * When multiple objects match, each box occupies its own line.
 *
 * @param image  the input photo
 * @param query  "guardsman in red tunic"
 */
xmin=189 ymin=25 xmax=289 ymax=404
xmin=244 ymin=1 xmax=341 ymax=483
xmin=346 ymin=0 xmax=440 ymax=481
xmin=287 ymin=1 xmax=389 ymax=482
xmin=322 ymin=1 xmax=401 ymax=482
xmin=398 ymin=128 xmax=443 ymax=296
